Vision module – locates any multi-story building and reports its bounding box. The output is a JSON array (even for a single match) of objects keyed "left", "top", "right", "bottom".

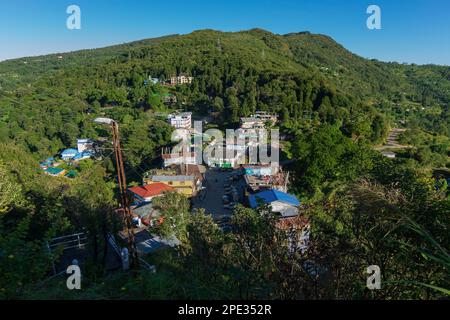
[
  {"left": 203, "top": 143, "right": 246, "bottom": 168},
  {"left": 244, "top": 166, "right": 288, "bottom": 193},
  {"left": 167, "top": 112, "right": 192, "bottom": 129},
  {"left": 239, "top": 111, "right": 278, "bottom": 130},
  {"left": 240, "top": 117, "right": 265, "bottom": 130},
  {"left": 143, "top": 174, "right": 200, "bottom": 197},
  {"left": 77, "top": 138, "right": 94, "bottom": 153},
  {"left": 169, "top": 75, "right": 194, "bottom": 86},
  {"left": 276, "top": 215, "right": 311, "bottom": 254},
  {"left": 252, "top": 111, "right": 278, "bottom": 124}
]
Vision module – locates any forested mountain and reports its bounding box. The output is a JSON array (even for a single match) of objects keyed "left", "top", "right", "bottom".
[
  {"left": 0, "top": 28, "right": 448, "bottom": 159},
  {"left": 2, "top": 28, "right": 449, "bottom": 105},
  {"left": 0, "top": 29, "right": 448, "bottom": 300}
]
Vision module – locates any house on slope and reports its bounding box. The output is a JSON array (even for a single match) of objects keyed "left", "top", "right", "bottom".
[
  {"left": 65, "top": 170, "right": 77, "bottom": 179},
  {"left": 144, "top": 175, "right": 199, "bottom": 197},
  {"left": 44, "top": 167, "right": 66, "bottom": 177},
  {"left": 128, "top": 182, "right": 175, "bottom": 203},
  {"left": 249, "top": 189, "right": 310, "bottom": 254},
  {"left": 169, "top": 74, "right": 193, "bottom": 86},
  {"left": 60, "top": 148, "right": 78, "bottom": 161},
  {"left": 60, "top": 147, "right": 92, "bottom": 162},
  {"left": 72, "top": 150, "right": 93, "bottom": 161},
  {"left": 131, "top": 202, "right": 163, "bottom": 227},
  {"left": 167, "top": 112, "right": 192, "bottom": 129},
  {"left": 39, "top": 157, "right": 56, "bottom": 169},
  {"left": 77, "top": 139, "right": 94, "bottom": 153},
  {"left": 276, "top": 215, "right": 311, "bottom": 254},
  {"left": 248, "top": 189, "right": 300, "bottom": 217}
]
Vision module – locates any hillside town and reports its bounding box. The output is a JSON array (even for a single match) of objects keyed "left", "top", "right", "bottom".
[
  {"left": 110, "top": 110, "right": 311, "bottom": 259},
  {"left": 2, "top": 8, "right": 449, "bottom": 302},
  {"left": 43, "top": 100, "right": 439, "bottom": 275}
]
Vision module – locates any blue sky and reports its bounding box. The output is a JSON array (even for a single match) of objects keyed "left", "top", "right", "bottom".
[{"left": 1, "top": 0, "right": 449, "bottom": 64}]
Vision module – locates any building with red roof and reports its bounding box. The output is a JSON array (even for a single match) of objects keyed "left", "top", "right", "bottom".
[{"left": 128, "top": 183, "right": 175, "bottom": 203}]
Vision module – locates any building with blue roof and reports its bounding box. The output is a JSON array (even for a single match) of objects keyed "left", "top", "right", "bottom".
[
  {"left": 39, "top": 157, "right": 55, "bottom": 168},
  {"left": 61, "top": 148, "right": 92, "bottom": 161},
  {"left": 248, "top": 189, "right": 300, "bottom": 217},
  {"left": 60, "top": 148, "right": 78, "bottom": 160},
  {"left": 72, "top": 150, "right": 92, "bottom": 161}
]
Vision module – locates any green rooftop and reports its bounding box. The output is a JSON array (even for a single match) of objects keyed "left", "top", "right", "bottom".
[
  {"left": 44, "top": 167, "right": 64, "bottom": 175},
  {"left": 65, "top": 170, "right": 77, "bottom": 178}
]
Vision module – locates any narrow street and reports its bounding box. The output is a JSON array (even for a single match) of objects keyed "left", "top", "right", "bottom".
[
  {"left": 192, "top": 168, "right": 246, "bottom": 220},
  {"left": 375, "top": 128, "right": 411, "bottom": 151}
]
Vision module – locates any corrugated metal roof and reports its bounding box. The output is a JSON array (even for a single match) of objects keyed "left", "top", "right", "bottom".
[
  {"left": 61, "top": 148, "right": 78, "bottom": 156},
  {"left": 151, "top": 175, "right": 194, "bottom": 182},
  {"left": 241, "top": 117, "right": 261, "bottom": 122},
  {"left": 132, "top": 202, "right": 160, "bottom": 218},
  {"left": 249, "top": 189, "right": 300, "bottom": 208},
  {"left": 65, "top": 170, "right": 77, "bottom": 178},
  {"left": 129, "top": 183, "right": 175, "bottom": 199},
  {"left": 45, "top": 167, "right": 64, "bottom": 175}
]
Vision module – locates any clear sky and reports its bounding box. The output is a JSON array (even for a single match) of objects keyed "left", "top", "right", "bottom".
[{"left": 1, "top": 0, "right": 449, "bottom": 65}]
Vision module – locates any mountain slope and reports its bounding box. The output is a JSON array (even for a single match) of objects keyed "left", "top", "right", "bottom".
[
  {"left": 1, "top": 28, "right": 448, "bottom": 102},
  {"left": 0, "top": 28, "right": 449, "bottom": 158}
]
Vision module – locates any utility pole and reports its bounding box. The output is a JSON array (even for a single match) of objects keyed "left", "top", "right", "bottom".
[{"left": 94, "top": 118, "right": 138, "bottom": 268}]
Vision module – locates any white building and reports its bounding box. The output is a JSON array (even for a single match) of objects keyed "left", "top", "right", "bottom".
[
  {"left": 243, "top": 165, "right": 278, "bottom": 176},
  {"left": 170, "top": 75, "right": 194, "bottom": 86},
  {"left": 381, "top": 151, "right": 396, "bottom": 158},
  {"left": 252, "top": 111, "right": 278, "bottom": 124},
  {"left": 77, "top": 138, "right": 94, "bottom": 153},
  {"left": 167, "top": 112, "right": 192, "bottom": 129},
  {"left": 240, "top": 117, "right": 265, "bottom": 130},
  {"left": 202, "top": 141, "right": 246, "bottom": 168},
  {"left": 162, "top": 152, "right": 197, "bottom": 167},
  {"left": 240, "top": 111, "right": 278, "bottom": 130}
]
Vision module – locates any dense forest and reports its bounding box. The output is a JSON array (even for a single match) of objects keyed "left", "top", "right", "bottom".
[{"left": 0, "top": 29, "right": 448, "bottom": 299}]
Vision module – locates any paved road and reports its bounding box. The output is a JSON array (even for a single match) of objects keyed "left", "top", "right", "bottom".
[
  {"left": 375, "top": 128, "right": 411, "bottom": 151},
  {"left": 192, "top": 168, "right": 245, "bottom": 220}
]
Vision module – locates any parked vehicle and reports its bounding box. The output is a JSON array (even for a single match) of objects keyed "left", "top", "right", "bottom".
[
  {"left": 224, "top": 202, "right": 237, "bottom": 210},
  {"left": 217, "top": 216, "right": 232, "bottom": 225},
  {"left": 222, "top": 195, "right": 231, "bottom": 204}
]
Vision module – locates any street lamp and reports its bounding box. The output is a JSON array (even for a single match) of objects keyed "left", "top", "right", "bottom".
[
  {"left": 93, "top": 117, "right": 138, "bottom": 268},
  {"left": 93, "top": 117, "right": 115, "bottom": 126}
]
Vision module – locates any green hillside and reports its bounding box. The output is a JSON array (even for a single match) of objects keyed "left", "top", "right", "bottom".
[
  {"left": 0, "top": 29, "right": 449, "bottom": 300},
  {"left": 0, "top": 29, "right": 448, "bottom": 139}
]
